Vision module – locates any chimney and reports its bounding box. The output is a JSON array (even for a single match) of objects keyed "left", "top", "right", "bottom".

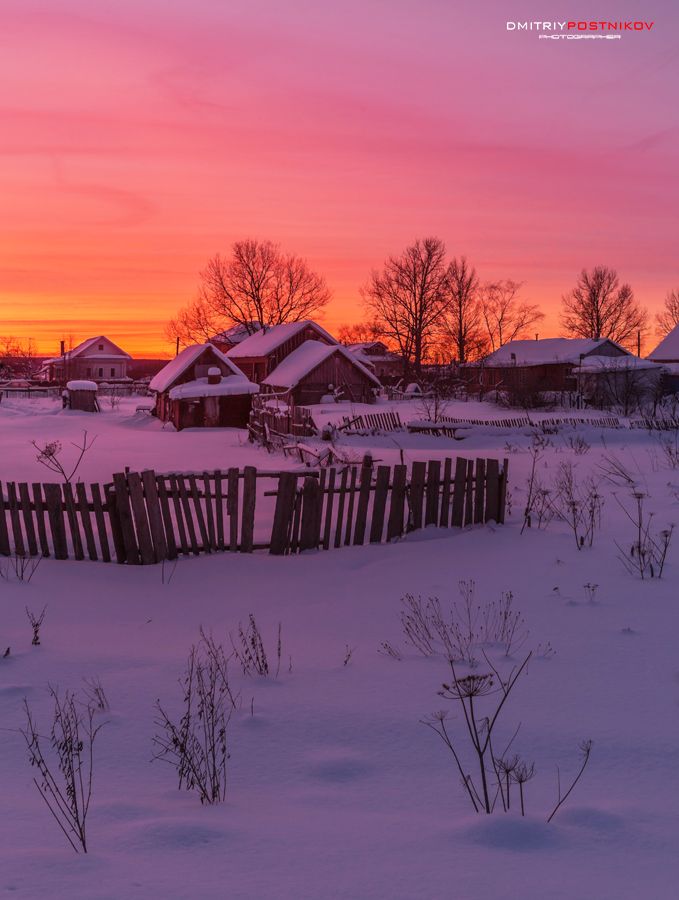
[{"left": 60, "top": 340, "right": 65, "bottom": 357}]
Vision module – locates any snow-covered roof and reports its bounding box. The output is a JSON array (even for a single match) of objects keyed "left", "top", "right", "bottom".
[
  {"left": 648, "top": 324, "right": 679, "bottom": 361},
  {"left": 482, "top": 338, "right": 625, "bottom": 367},
  {"left": 66, "top": 380, "right": 98, "bottom": 391},
  {"left": 168, "top": 375, "right": 259, "bottom": 400},
  {"left": 149, "top": 344, "right": 247, "bottom": 393},
  {"left": 67, "top": 336, "right": 131, "bottom": 360},
  {"left": 262, "top": 341, "right": 381, "bottom": 389},
  {"left": 227, "top": 321, "right": 337, "bottom": 358},
  {"left": 573, "top": 355, "right": 663, "bottom": 373}
]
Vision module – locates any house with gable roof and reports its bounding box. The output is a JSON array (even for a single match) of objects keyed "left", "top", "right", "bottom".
[{"left": 39, "top": 336, "right": 132, "bottom": 383}]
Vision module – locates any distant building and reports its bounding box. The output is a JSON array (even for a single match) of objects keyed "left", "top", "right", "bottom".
[
  {"left": 149, "top": 343, "right": 258, "bottom": 430},
  {"left": 261, "top": 340, "right": 381, "bottom": 405},
  {"left": 648, "top": 325, "right": 679, "bottom": 364},
  {"left": 39, "top": 336, "right": 132, "bottom": 383},
  {"left": 345, "top": 341, "right": 403, "bottom": 383},
  {"left": 226, "top": 320, "right": 338, "bottom": 383}
]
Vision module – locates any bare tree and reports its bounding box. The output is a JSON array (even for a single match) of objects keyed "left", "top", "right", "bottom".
[
  {"left": 655, "top": 288, "right": 679, "bottom": 338},
  {"left": 362, "top": 237, "right": 449, "bottom": 377},
  {"left": 167, "top": 239, "right": 331, "bottom": 349},
  {"left": 480, "top": 280, "right": 544, "bottom": 351},
  {"left": 0, "top": 336, "right": 39, "bottom": 379},
  {"left": 561, "top": 266, "right": 647, "bottom": 349},
  {"left": 337, "top": 320, "right": 384, "bottom": 345},
  {"left": 438, "top": 256, "right": 488, "bottom": 363}
]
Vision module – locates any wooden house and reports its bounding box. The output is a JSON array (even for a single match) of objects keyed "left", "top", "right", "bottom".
[
  {"left": 226, "top": 320, "right": 337, "bottom": 383},
  {"left": 261, "top": 340, "right": 381, "bottom": 405},
  {"left": 470, "top": 338, "right": 633, "bottom": 397},
  {"left": 345, "top": 341, "right": 404, "bottom": 383},
  {"left": 149, "top": 344, "right": 258, "bottom": 430},
  {"left": 209, "top": 322, "right": 262, "bottom": 354},
  {"left": 39, "top": 336, "right": 132, "bottom": 383}
]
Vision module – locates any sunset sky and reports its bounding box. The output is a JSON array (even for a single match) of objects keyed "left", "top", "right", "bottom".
[{"left": 1, "top": 0, "right": 677, "bottom": 357}]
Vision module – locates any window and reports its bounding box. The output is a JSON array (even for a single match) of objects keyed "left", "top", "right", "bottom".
[
  {"left": 86, "top": 368, "right": 91, "bottom": 376},
  {"left": 98, "top": 344, "right": 104, "bottom": 351},
  {"left": 110, "top": 368, "right": 115, "bottom": 377},
  {"left": 98, "top": 368, "right": 103, "bottom": 378}
]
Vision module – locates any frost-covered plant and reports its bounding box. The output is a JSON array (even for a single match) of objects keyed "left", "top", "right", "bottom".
[
  {"left": 21, "top": 686, "right": 107, "bottom": 853},
  {"left": 153, "top": 632, "right": 236, "bottom": 805},
  {"left": 613, "top": 491, "right": 674, "bottom": 580},
  {"left": 26, "top": 605, "right": 46, "bottom": 645},
  {"left": 230, "top": 615, "right": 282, "bottom": 678},
  {"left": 398, "top": 583, "right": 528, "bottom": 665},
  {"left": 31, "top": 430, "right": 96, "bottom": 483}
]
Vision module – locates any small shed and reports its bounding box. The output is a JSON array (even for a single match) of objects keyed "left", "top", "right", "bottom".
[
  {"left": 261, "top": 340, "right": 381, "bottom": 405},
  {"left": 150, "top": 344, "right": 258, "bottom": 430},
  {"left": 65, "top": 380, "right": 99, "bottom": 412}
]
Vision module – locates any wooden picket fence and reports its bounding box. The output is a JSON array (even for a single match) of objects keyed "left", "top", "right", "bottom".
[
  {"left": 340, "top": 411, "right": 404, "bottom": 433},
  {"left": 0, "top": 457, "right": 508, "bottom": 565}
]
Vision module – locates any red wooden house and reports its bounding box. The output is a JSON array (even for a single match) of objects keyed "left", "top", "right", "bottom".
[{"left": 226, "top": 320, "right": 337, "bottom": 383}]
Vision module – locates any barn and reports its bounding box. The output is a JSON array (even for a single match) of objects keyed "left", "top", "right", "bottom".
[
  {"left": 261, "top": 340, "right": 381, "bottom": 405},
  {"left": 226, "top": 320, "right": 337, "bottom": 383},
  {"left": 149, "top": 344, "right": 258, "bottom": 430}
]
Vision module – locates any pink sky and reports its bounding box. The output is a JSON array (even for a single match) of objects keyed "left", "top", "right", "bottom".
[{"left": 1, "top": 0, "right": 677, "bottom": 356}]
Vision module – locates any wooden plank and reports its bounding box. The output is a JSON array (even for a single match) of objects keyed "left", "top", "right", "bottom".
[
  {"left": 463, "top": 459, "right": 475, "bottom": 526},
  {"left": 155, "top": 476, "right": 177, "bottom": 560},
  {"left": 104, "top": 483, "right": 126, "bottom": 563},
  {"left": 498, "top": 457, "right": 509, "bottom": 525},
  {"left": 333, "top": 467, "right": 349, "bottom": 548},
  {"left": 142, "top": 470, "right": 167, "bottom": 562},
  {"left": 343, "top": 466, "right": 358, "bottom": 545},
  {"left": 176, "top": 476, "right": 199, "bottom": 555},
  {"left": 75, "top": 482, "right": 98, "bottom": 561},
  {"left": 7, "top": 483, "right": 25, "bottom": 557},
  {"left": 188, "top": 474, "right": 210, "bottom": 552},
  {"left": 386, "top": 464, "right": 407, "bottom": 541},
  {"left": 0, "top": 483, "right": 11, "bottom": 555},
  {"left": 31, "top": 483, "right": 50, "bottom": 557},
  {"left": 169, "top": 475, "right": 190, "bottom": 555},
  {"left": 202, "top": 473, "right": 216, "bottom": 551},
  {"left": 44, "top": 483, "right": 68, "bottom": 560},
  {"left": 425, "top": 460, "right": 441, "bottom": 527},
  {"left": 214, "top": 470, "right": 225, "bottom": 550},
  {"left": 112, "top": 472, "right": 140, "bottom": 564},
  {"left": 240, "top": 466, "right": 257, "bottom": 552},
  {"left": 450, "top": 458, "right": 467, "bottom": 527},
  {"left": 299, "top": 476, "right": 321, "bottom": 551},
  {"left": 484, "top": 458, "right": 500, "bottom": 523},
  {"left": 127, "top": 472, "right": 155, "bottom": 565},
  {"left": 369, "top": 465, "right": 390, "bottom": 543},
  {"left": 409, "top": 462, "right": 427, "bottom": 532},
  {"left": 227, "top": 468, "right": 239, "bottom": 552},
  {"left": 474, "top": 458, "right": 486, "bottom": 524},
  {"left": 439, "top": 458, "right": 453, "bottom": 527},
  {"left": 18, "top": 483, "right": 38, "bottom": 557},
  {"left": 269, "top": 472, "right": 298, "bottom": 555},
  {"left": 314, "top": 469, "right": 327, "bottom": 550},
  {"left": 353, "top": 462, "right": 373, "bottom": 546},
  {"left": 322, "top": 468, "right": 336, "bottom": 550},
  {"left": 90, "top": 483, "right": 111, "bottom": 562},
  {"left": 290, "top": 484, "right": 303, "bottom": 553},
  {"left": 62, "top": 482, "right": 84, "bottom": 560}
]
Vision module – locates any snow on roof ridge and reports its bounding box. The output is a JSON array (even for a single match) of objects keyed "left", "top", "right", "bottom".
[
  {"left": 262, "top": 340, "right": 381, "bottom": 389},
  {"left": 66, "top": 335, "right": 132, "bottom": 360},
  {"left": 227, "top": 320, "right": 337, "bottom": 358},
  {"left": 482, "top": 337, "right": 625, "bottom": 367},
  {"left": 149, "top": 344, "right": 247, "bottom": 392},
  {"left": 648, "top": 323, "right": 679, "bottom": 361}
]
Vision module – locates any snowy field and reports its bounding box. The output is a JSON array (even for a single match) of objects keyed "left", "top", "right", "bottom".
[{"left": 2, "top": 396, "right": 679, "bottom": 899}]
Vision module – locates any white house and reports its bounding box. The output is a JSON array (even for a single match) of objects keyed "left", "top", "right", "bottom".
[{"left": 40, "top": 336, "right": 132, "bottom": 383}]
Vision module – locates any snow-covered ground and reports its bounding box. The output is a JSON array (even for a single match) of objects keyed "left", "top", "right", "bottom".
[{"left": 2, "top": 396, "right": 679, "bottom": 898}]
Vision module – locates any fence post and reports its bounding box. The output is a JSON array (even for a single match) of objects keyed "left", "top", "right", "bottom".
[
  {"left": 270, "top": 472, "right": 298, "bottom": 555},
  {"left": 299, "top": 476, "right": 321, "bottom": 551},
  {"left": 112, "top": 472, "right": 140, "bottom": 564}
]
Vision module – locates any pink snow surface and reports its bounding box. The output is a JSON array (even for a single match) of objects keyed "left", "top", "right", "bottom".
[{"left": 1, "top": 396, "right": 679, "bottom": 898}]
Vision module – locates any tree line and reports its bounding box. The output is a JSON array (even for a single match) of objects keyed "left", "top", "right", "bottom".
[{"left": 164, "top": 237, "right": 679, "bottom": 374}]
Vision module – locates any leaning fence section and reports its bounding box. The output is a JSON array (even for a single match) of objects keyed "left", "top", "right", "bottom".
[{"left": 0, "top": 456, "right": 508, "bottom": 565}]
